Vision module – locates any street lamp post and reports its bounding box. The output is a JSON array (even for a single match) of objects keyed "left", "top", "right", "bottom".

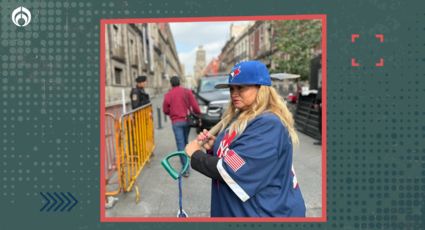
[{"left": 268, "top": 22, "right": 273, "bottom": 69}]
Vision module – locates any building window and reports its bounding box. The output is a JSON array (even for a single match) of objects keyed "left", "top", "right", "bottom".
[
  {"left": 113, "top": 25, "right": 121, "bottom": 47},
  {"left": 129, "top": 38, "right": 137, "bottom": 63},
  {"left": 129, "top": 36, "right": 137, "bottom": 53},
  {"left": 114, "top": 67, "right": 123, "bottom": 85},
  {"left": 260, "top": 25, "right": 265, "bottom": 50},
  {"left": 132, "top": 70, "right": 138, "bottom": 81}
]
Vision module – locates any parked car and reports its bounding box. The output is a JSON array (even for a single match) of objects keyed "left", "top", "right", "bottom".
[{"left": 193, "top": 74, "right": 230, "bottom": 132}]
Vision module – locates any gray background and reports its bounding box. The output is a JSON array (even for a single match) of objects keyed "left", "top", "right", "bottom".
[{"left": 0, "top": 0, "right": 424, "bottom": 229}]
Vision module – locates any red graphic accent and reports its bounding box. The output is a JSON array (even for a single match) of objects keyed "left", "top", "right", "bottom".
[
  {"left": 233, "top": 68, "right": 241, "bottom": 76},
  {"left": 351, "top": 34, "right": 360, "bottom": 43},
  {"left": 375, "top": 58, "right": 384, "bottom": 67},
  {"left": 375, "top": 34, "right": 384, "bottom": 43},
  {"left": 224, "top": 150, "right": 245, "bottom": 172},
  {"left": 230, "top": 67, "right": 241, "bottom": 78},
  {"left": 217, "top": 131, "right": 237, "bottom": 158},
  {"left": 351, "top": 34, "right": 385, "bottom": 68},
  {"left": 351, "top": 58, "right": 360, "bottom": 67}
]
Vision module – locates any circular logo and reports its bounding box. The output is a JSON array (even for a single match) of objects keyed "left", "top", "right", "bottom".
[{"left": 11, "top": 6, "right": 31, "bottom": 27}]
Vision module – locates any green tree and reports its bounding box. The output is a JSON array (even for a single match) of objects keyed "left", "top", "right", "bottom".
[{"left": 272, "top": 20, "right": 322, "bottom": 80}]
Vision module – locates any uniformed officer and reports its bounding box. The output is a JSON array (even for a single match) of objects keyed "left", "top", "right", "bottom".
[{"left": 130, "top": 76, "right": 150, "bottom": 109}]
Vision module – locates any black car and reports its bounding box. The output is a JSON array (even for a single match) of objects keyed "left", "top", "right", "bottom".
[{"left": 194, "top": 75, "right": 230, "bottom": 132}]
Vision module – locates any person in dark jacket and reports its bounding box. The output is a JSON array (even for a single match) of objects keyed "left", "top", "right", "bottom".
[
  {"left": 163, "top": 76, "right": 201, "bottom": 177},
  {"left": 130, "top": 76, "right": 150, "bottom": 109}
]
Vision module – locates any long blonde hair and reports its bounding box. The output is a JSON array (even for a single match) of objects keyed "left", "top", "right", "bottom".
[{"left": 212, "top": 86, "right": 299, "bottom": 145}]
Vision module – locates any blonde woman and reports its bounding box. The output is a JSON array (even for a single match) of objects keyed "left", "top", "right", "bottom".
[{"left": 185, "top": 61, "right": 306, "bottom": 217}]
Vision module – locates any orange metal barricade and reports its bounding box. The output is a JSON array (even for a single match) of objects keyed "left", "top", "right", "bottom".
[
  {"left": 105, "top": 104, "right": 155, "bottom": 205},
  {"left": 105, "top": 113, "right": 121, "bottom": 196},
  {"left": 105, "top": 113, "right": 122, "bottom": 198}
]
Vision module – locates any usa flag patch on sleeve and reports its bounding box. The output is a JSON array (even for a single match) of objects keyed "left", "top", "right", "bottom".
[{"left": 224, "top": 149, "right": 245, "bottom": 172}]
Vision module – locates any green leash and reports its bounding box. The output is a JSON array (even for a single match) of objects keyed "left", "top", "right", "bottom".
[{"left": 161, "top": 151, "right": 190, "bottom": 217}]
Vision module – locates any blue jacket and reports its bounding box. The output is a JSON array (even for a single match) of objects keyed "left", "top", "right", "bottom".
[{"left": 211, "top": 113, "right": 306, "bottom": 217}]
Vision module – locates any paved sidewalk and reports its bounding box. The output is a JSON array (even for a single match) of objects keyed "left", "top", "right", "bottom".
[{"left": 106, "top": 93, "right": 322, "bottom": 217}]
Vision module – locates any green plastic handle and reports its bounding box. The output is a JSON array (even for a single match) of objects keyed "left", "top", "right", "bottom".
[{"left": 161, "top": 151, "right": 190, "bottom": 180}]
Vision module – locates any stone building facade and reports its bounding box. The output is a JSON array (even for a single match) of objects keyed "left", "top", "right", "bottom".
[{"left": 105, "top": 23, "right": 182, "bottom": 108}]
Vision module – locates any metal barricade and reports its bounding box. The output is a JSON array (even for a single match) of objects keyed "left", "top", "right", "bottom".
[
  {"left": 105, "top": 103, "right": 155, "bottom": 205},
  {"left": 105, "top": 113, "right": 122, "bottom": 199}
]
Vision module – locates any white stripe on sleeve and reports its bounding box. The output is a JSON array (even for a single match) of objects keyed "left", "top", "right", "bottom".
[{"left": 216, "top": 158, "right": 250, "bottom": 202}]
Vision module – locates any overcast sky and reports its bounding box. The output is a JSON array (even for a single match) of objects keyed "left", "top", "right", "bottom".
[{"left": 170, "top": 21, "right": 251, "bottom": 76}]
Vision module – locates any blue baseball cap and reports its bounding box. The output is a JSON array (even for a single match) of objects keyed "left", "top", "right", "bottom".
[{"left": 215, "top": 61, "right": 272, "bottom": 89}]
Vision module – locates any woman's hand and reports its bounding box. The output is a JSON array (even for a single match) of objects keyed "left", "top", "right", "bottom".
[
  {"left": 185, "top": 129, "right": 216, "bottom": 157},
  {"left": 185, "top": 139, "right": 201, "bottom": 157},
  {"left": 197, "top": 129, "right": 216, "bottom": 151}
]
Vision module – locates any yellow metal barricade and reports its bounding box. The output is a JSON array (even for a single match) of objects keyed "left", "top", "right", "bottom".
[
  {"left": 112, "top": 104, "right": 155, "bottom": 204},
  {"left": 105, "top": 113, "right": 122, "bottom": 199}
]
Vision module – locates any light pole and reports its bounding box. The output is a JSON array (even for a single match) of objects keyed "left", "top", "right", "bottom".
[{"left": 268, "top": 22, "right": 273, "bottom": 69}]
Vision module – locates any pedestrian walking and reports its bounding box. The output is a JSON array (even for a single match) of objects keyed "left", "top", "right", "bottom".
[{"left": 163, "top": 76, "right": 201, "bottom": 177}]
